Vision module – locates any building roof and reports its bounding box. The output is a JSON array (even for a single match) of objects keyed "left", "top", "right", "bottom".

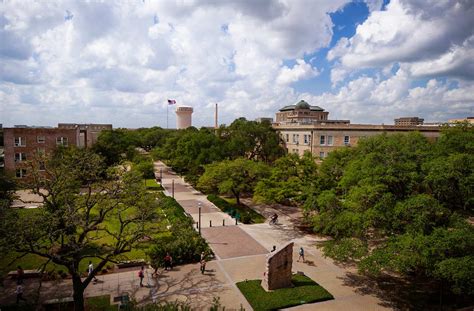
[{"left": 278, "top": 100, "right": 324, "bottom": 112}]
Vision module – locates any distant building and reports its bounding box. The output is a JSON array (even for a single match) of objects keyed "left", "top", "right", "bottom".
[
  {"left": 255, "top": 117, "right": 274, "bottom": 123},
  {"left": 273, "top": 101, "right": 440, "bottom": 159},
  {"left": 2, "top": 123, "right": 112, "bottom": 179},
  {"left": 176, "top": 106, "right": 193, "bottom": 129},
  {"left": 448, "top": 117, "right": 474, "bottom": 124},
  {"left": 276, "top": 100, "right": 329, "bottom": 123},
  {"left": 394, "top": 117, "right": 424, "bottom": 126}
]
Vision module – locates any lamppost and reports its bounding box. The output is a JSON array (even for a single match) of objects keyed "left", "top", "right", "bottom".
[{"left": 198, "top": 202, "right": 202, "bottom": 235}]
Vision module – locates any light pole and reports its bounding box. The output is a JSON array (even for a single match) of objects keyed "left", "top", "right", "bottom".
[
  {"left": 172, "top": 180, "right": 174, "bottom": 198},
  {"left": 198, "top": 202, "right": 202, "bottom": 235}
]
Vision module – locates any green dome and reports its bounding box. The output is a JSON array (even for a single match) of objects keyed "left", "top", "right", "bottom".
[{"left": 295, "top": 100, "right": 310, "bottom": 109}]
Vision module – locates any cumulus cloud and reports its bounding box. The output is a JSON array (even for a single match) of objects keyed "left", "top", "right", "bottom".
[
  {"left": 0, "top": 0, "right": 472, "bottom": 128},
  {"left": 305, "top": 69, "right": 474, "bottom": 124},
  {"left": 0, "top": 0, "right": 352, "bottom": 127},
  {"left": 276, "top": 59, "right": 319, "bottom": 85},
  {"left": 328, "top": 0, "right": 474, "bottom": 80}
]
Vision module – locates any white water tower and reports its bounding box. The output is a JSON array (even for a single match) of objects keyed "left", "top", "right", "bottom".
[{"left": 175, "top": 106, "right": 193, "bottom": 129}]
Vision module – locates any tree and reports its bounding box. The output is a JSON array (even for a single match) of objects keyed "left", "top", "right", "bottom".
[
  {"left": 197, "top": 158, "right": 270, "bottom": 205},
  {"left": 254, "top": 152, "right": 319, "bottom": 206},
  {"left": 311, "top": 130, "right": 474, "bottom": 301},
  {"left": 93, "top": 129, "right": 140, "bottom": 165},
  {"left": 0, "top": 147, "right": 157, "bottom": 310},
  {"left": 220, "top": 118, "right": 285, "bottom": 162},
  {"left": 0, "top": 171, "right": 15, "bottom": 209}
]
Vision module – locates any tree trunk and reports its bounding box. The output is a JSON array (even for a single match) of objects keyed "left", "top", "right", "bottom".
[{"left": 72, "top": 274, "right": 85, "bottom": 311}]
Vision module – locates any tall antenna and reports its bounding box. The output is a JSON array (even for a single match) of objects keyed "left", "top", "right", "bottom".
[{"left": 215, "top": 103, "right": 218, "bottom": 129}]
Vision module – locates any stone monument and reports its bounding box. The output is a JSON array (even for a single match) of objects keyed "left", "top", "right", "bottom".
[{"left": 261, "top": 242, "right": 294, "bottom": 291}]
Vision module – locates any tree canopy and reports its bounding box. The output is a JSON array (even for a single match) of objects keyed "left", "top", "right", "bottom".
[
  {"left": 0, "top": 147, "right": 158, "bottom": 310},
  {"left": 308, "top": 126, "right": 474, "bottom": 298},
  {"left": 197, "top": 158, "right": 270, "bottom": 205}
]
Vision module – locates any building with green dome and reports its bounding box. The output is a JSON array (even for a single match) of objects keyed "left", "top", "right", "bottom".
[{"left": 276, "top": 100, "right": 329, "bottom": 123}]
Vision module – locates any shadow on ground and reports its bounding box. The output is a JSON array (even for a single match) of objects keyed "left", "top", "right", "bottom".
[{"left": 341, "top": 272, "right": 474, "bottom": 311}]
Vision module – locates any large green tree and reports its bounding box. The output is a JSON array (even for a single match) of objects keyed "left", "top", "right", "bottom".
[
  {"left": 312, "top": 126, "right": 474, "bottom": 301},
  {"left": 197, "top": 158, "right": 270, "bottom": 205},
  {"left": 0, "top": 147, "right": 157, "bottom": 310},
  {"left": 219, "top": 118, "right": 285, "bottom": 162},
  {"left": 254, "top": 152, "right": 319, "bottom": 206}
]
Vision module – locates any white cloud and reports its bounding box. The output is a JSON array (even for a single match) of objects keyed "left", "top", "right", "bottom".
[
  {"left": 305, "top": 71, "right": 474, "bottom": 124},
  {"left": 0, "top": 0, "right": 352, "bottom": 127},
  {"left": 328, "top": 0, "right": 474, "bottom": 79},
  {"left": 0, "top": 0, "right": 473, "bottom": 129},
  {"left": 276, "top": 59, "right": 319, "bottom": 85}
]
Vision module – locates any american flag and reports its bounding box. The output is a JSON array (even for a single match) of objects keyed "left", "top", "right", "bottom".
[{"left": 167, "top": 99, "right": 176, "bottom": 105}]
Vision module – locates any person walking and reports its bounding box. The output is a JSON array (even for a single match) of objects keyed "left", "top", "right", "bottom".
[
  {"left": 138, "top": 266, "right": 145, "bottom": 287},
  {"left": 164, "top": 253, "right": 172, "bottom": 271},
  {"left": 200, "top": 259, "right": 206, "bottom": 274},
  {"left": 297, "top": 247, "right": 305, "bottom": 263},
  {"left": 16, "top": 284, "right": 26, "bottom": 304},
  {"left": 88, "top": 261, "right": 98, "bottom": 282},
  {"left": 16, "top": 266, "right": 24, "bottom": 285}
]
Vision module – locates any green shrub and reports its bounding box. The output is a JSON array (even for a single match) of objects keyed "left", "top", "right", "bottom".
[
  {"left": 207, "top": 194, "right": 265, "bottom": 224},
  {"left": 148, "top": 196, "right": 211, "bottom": 270}
]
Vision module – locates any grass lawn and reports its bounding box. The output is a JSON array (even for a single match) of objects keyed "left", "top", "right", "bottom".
[
  {"left": 0, "top": 198, "right": 170, "bottom": 277},
  {"left": 144, "top": 178, "right": 164, "bottom": 191},
  {"left": 85, "top": 295, "right": 116, "bottom": 311},
  {"left": 236, "top": 274, "right": 334, "bottom": 311},
  {"left": 207, "top": 194, "right": 265, "bottom": 224}
]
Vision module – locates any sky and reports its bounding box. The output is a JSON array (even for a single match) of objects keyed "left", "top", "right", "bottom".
[{"left": 0, "top": 0, "right": 473, "bottom": 128}]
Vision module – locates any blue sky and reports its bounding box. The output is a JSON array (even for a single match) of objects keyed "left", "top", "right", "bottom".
[{"left": 0, "top": 0, "right": 473, "bottom": 128}]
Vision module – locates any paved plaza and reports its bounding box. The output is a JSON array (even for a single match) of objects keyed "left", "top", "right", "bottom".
[{"left": 0, "top": 161, "right": 392, "bottom": 310}]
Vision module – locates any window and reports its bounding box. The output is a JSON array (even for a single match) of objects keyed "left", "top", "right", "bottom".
[
  {"left": 293, "top": 149, "right": 299, "bottom": 154},
  {"left": 14, "top": 137, "right": 25, "bottom": 147},
  {"left": 37, "top": 136, "right": 45, "bottom": 143},
  {"left": 292, "top": 134, "right": 299, "bottom": 144},
  {"left": 56, "top": 137, "right": 68, "bottom": 146},
  {"left": 37, "top": 148, "right": 45, "bottom": 155},
  {"left": 286, "top": 134, "right": 289, "bottom": 142},
  {"left": 344, "top": 136, "right": 350, "bottom": 145},
  {"left": 320, "top": 135, "right": 325, "bottom": 145},
  {"left": 39, "top": 161, "right": 46, "bottom": 171},
  {"left": 327, "top": 135, "right": 333, "bottom": 146},
  {"left": 16, "top": 169, "right": 27, "bottom": 178},
  {"left": 304, "top": 134, "right": 309, "bottom": 144},
  {"left": 319, "top": 152, "right": 325, "bottom": 158},
  {"left": 15, "top": 153, "right": 27, "bottom": 162}
]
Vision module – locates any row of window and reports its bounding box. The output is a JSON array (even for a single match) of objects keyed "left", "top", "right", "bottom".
[
  {"left": 14, "top": 149, "right": 46, "bottom": 162},
  {"left": 285, "top": 134, "right": 351, "bottom": 146},
  {"left": 14, "top": 136, "right": 68, "bottom": 147},
  {"left": 15, "top": 163, "right": 45, "bottom": 178}
]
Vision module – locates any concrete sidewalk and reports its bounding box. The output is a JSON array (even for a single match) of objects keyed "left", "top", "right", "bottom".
[{"left": 154, "top": 161, "right": 391, "bottom": 310}]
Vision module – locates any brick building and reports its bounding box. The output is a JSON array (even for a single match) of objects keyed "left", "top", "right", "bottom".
[
  {"left": 58, "top": 123, "right": 112, "bottom": 148},
  {"left": 276, "top": 100, "right": 329, "bottom": 123},
  {"left": 273, "top": 101, "right": 440, "bottom": 159},
  {"left": 2, "top": 123, "right": 112, "bottom": 179}
]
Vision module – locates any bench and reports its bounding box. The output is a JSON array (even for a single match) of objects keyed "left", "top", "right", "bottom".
[{"left": 8, "top": 269, "right": 41, "bottom": 279}]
